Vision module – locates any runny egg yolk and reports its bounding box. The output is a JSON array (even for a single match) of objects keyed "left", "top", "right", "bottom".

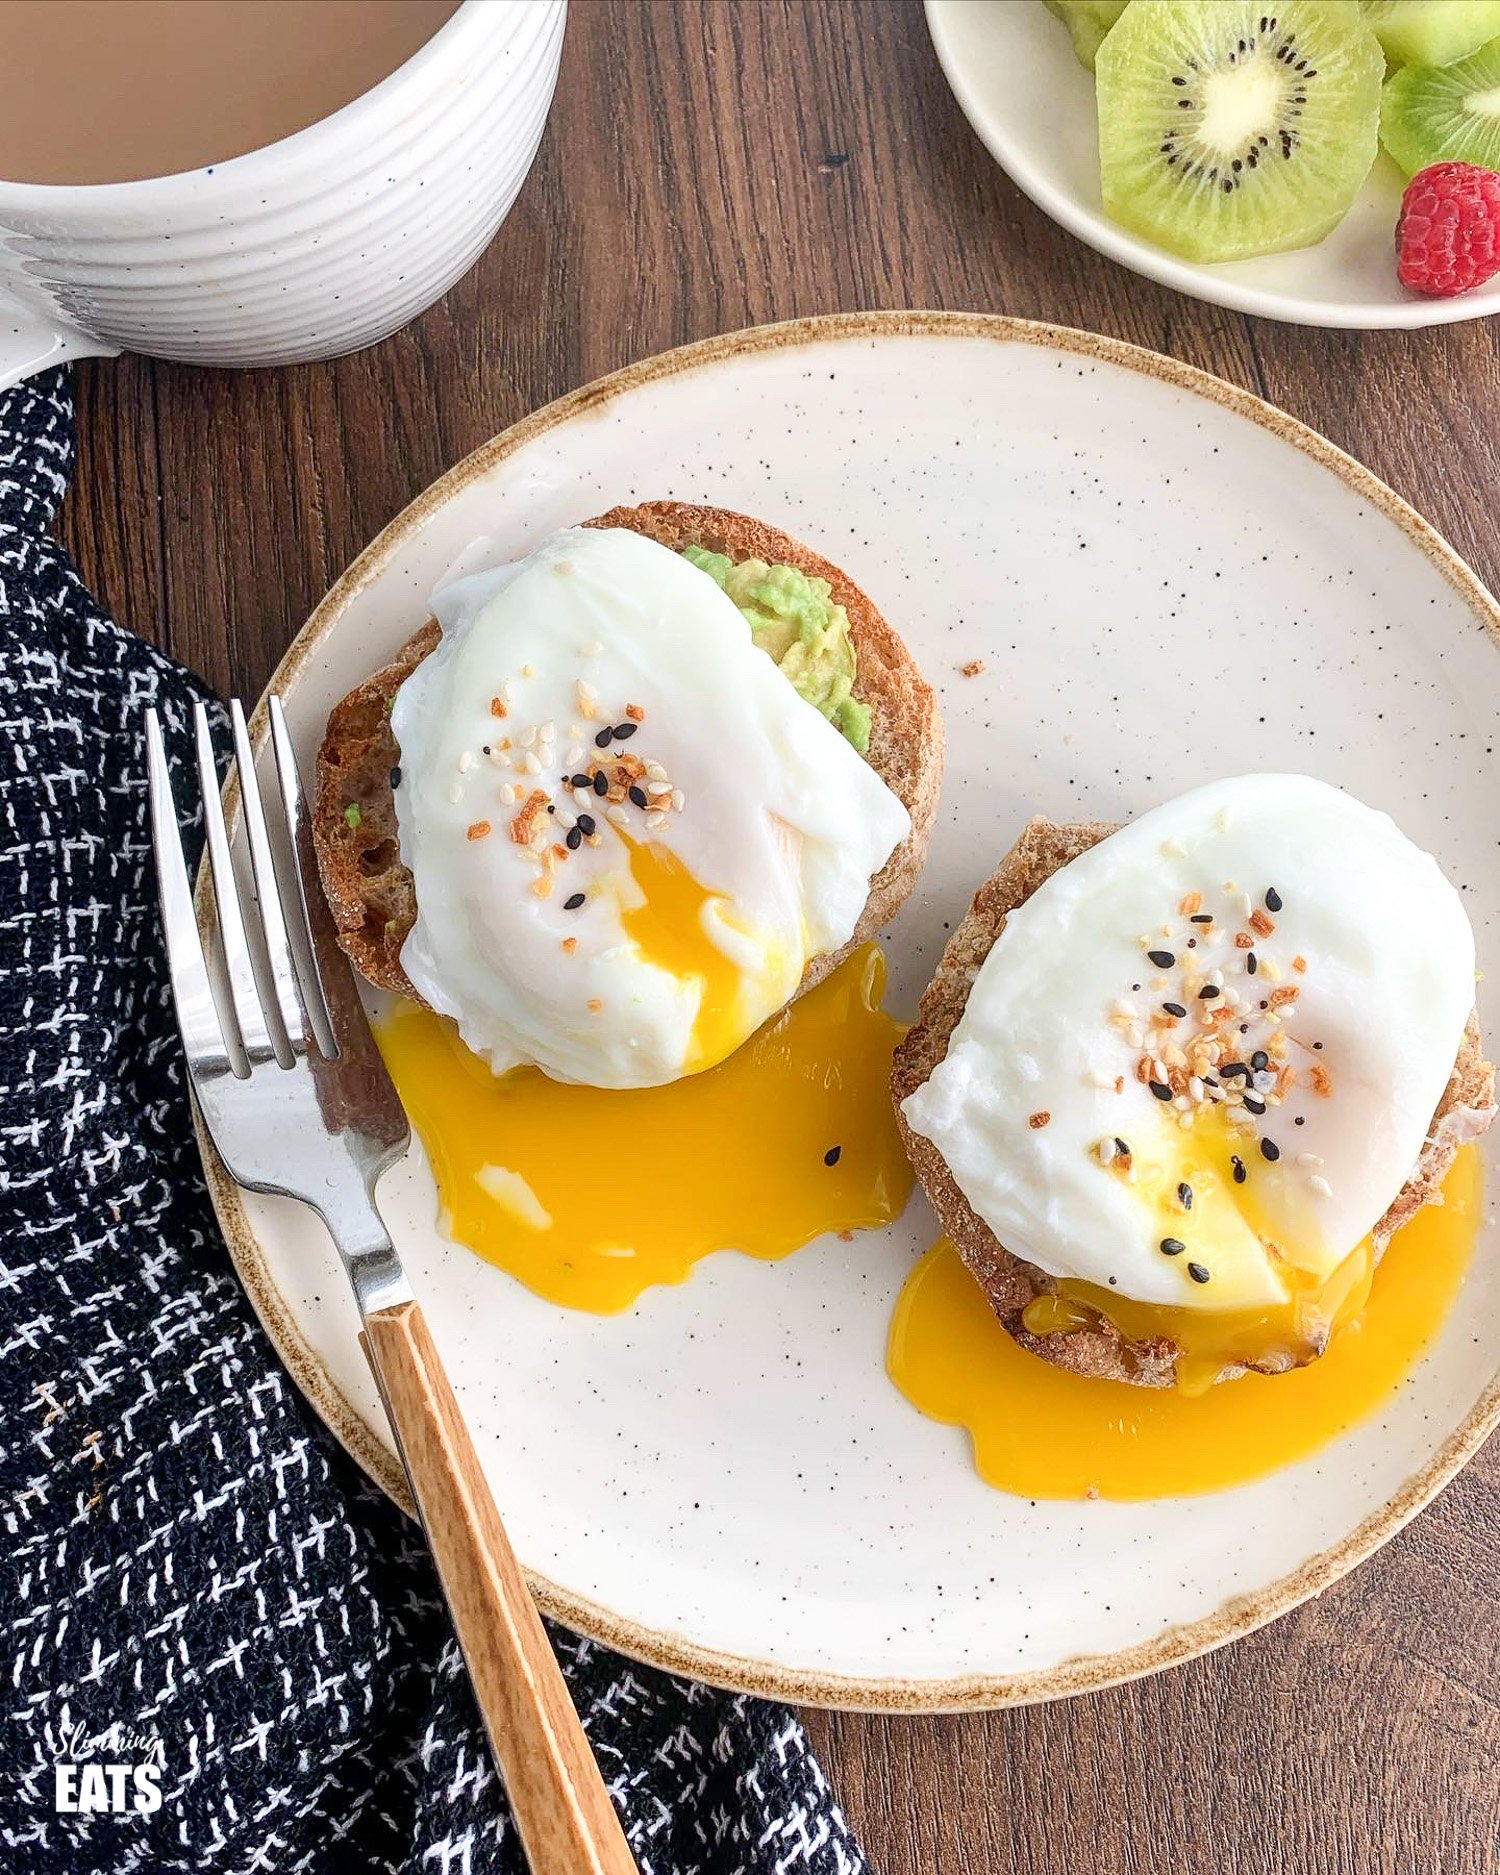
[
  {"left": 1027, "top": 1103, "right": 1355, "bottom": 1395},
  {"left": 886, "top": 1146, "right": 1481, "bottom": 1501},
  {"left": 376, "top": 943, "right": 913, "bottom": 1312},
  {"left": 614, "top": 835, "right": 790, "bottom": 1075}
]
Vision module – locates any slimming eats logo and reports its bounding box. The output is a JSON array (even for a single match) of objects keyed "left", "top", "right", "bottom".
[{"left": 48, "top": 1721, "right": 164, "bottom": 1816}]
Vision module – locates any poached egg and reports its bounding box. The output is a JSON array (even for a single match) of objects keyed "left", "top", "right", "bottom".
[
  {"left": 900, "top": 774, "right": 1483, "bottom": 1380},
  {"left": 391, "top": 526, "right": 911, "bottom": 1088}
]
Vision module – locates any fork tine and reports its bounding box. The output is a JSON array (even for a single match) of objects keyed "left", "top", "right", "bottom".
[
  {"left": 146, "top": 708, "right": 235, "bottom": 1076},
  {"left": 230, "top": 699, "right": 307, "bottom": 1054},
  {"left": 193, "top": 701, "right": 279, "bottom": 1064},
  {"left": 267, "top": 694, "right": 339, "bottom": 1060}
]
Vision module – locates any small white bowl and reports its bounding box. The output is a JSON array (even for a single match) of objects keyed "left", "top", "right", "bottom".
[{"left": 925, "top": 0, "right": 1500, "bottom": 330}]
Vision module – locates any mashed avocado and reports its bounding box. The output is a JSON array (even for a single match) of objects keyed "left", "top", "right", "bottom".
[{"left": 680, "top": 545, "right": 872, "bottom": 753}]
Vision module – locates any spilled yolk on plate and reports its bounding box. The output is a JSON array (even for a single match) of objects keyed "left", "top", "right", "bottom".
[
  {"left": 886, "top": 1146, "right": 1481, "bottom": 1501},
  {"left": 376, "top": 942, "right": 914, "bottom": 1311}
]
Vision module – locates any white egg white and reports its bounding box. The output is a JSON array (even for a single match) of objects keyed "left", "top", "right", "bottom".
[
  {"left": 391, "top": 526, "right": 910, "bottom": 1087},
  {"left": 901, "top": 775, "right": 1478, "bottom": 1310}
]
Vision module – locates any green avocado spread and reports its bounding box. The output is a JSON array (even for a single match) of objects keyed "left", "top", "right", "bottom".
[{"left": 680, "top": 545, "right": 872, "bottom": 753}]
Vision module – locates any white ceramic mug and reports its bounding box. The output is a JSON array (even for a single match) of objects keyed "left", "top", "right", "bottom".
[{"left": 0, "top": 0, "right": 565, "bottom": 388}]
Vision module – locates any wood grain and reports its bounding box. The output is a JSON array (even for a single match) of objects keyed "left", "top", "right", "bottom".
[
  {"left": 362, "top": 1299, "right": 636, "bottom": 1875},
  {"left": 59, "top": 3, "right": 1500, "bottom": 1869}
]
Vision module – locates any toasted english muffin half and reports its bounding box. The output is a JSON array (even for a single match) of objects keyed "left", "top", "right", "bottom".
[
  {"left": 890, "top": 817, "right": 1495, "bottom": 1390},
  {"left": 313, "top": 501, "right": 943, "bottom": 1003}
]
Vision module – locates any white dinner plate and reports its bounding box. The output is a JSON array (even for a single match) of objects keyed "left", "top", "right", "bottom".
[
  {"left": 925, "top": 0, "right": 1500, "bottom": 330},
  {"left": 208, "top": 312, "right": 1500, "bottom": 1710}
]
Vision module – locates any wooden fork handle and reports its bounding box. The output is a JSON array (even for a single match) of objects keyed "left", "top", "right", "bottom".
[{"left": 362, "top": 1299, "right": 637, "bottom": 1875}]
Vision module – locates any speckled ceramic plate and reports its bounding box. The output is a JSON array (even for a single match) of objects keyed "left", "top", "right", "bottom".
[
  {"left": 208, "top": 312, "right": 1500, "bottom": 1711},
  {"left": 925, "top": 0, "right": 1500, "bottom": 331}
]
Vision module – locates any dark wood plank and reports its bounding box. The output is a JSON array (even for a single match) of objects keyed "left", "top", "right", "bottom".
[{"left": 56, "top": 4, "right": 1500, "bottom": 1871}]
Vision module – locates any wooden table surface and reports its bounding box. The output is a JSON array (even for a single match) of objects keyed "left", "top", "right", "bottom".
[{"left": 60, "top": 3, "right": 1500, "bottom": 1870}]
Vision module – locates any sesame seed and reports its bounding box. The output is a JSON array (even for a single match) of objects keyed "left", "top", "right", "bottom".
[
  {"left": 593, "top": 772, "right": 609, "bottom": 796},
  {"left": 1177, "top": 1182, "right": 1193, "bottom": 1210},
  {"left": 1246, "top": 952, "right": 1258, "bottom": 974},
  {"left": 1188, "top": 1076, "right": 1204, "bottom": 1103},
  {"left": 503, "top": 681, "right": 516, "bottom": 702},
  {"left": 646, "top": 811, "right": 668, "bottom": 829},
  {"left": 1115, "top": 1137, "right": 1131, "bottom": 1157},
  {"left": 594, "top": 727, "right": 613, "bottom": 748},
  {"left": 1160, "top": 1237, "right": 1186, "bottom": 1256},
  {"left": 520, "top": 726, "right": 537, "bottom": 748},
  {"left": 1265, "top": 887, "right": 1283, "bottom": 912},
  {"left": 539, "top": 721, "right": 556, "bottom": 741},
  {"left": 1198, "top": 984, "right": 1220, "bottom": 1000},
  {"left": 1190, "top": 913, "right": 1212, "bottom": 924},
  {"left": 565, "top": 746, "right": 583, "bottom": 768},
  {"left": 521, "top": 664, "right": 535, "bottom": 678},
  {"left": 564, "top": 892, "right": 586, "bottom": 910},
  {"left": 670, "top": 789, "right": 685, "bottom": 811},
  {"left": 1308, "top": 1175, "right": 1333, "bottom": 1197},
  {"left": 1251, "top": 1050, "right": 1269, "bottom": 1071},
  {"left": 566, "top": 827, "right": 582, "bottom": 850},
  {"left": 1243, "top": 1096, "right": 1266, "bottom": 1116},
  {"left": 570, "top": 773, "right": 591, "bottom": 789},
  {"left": 499, "top": 783, "right": 517, "bottom": 804},
  {"left": 1149, "top": 1081, "right": 1172, "bottom": 1101},
  {"left": 390, "top": 764, "right": 402, "bottom": 789},
  {"left": 1098, "top": 1137, "right": 1117, "bottom": 1165},
  {"left": 1231, "top": 1155, "right": 1247, "bottom": 1183},
  {"left": 629, "top": 785, "right": 648, "bottom": 808},
  {"left": 1148, "top": 950, "right": 1175, "bottom": 969},
  {"left": 606, "top": 805, "right": 628, "bottom": 826},
  {"left": 824, "top": 1145, "right": 842, "bottom": 1166},
  {"left": 576, "top": 813, "right": 596, "bottom": 836},
  {"left": 1111, "top": 998, "right": 1138, "bottom": 1020},
  {"left": 1163, "top": 1001, "right": 1187, "bottom": 1018},
  {"left": 1261, "top": 1138, "right": 1280, "bottom": 1162},
  {"left": 1297, "top": 1152, "right": 1323, "bottom": 1167},
  {"left": 523, "top": 752, "right": 542, "bottom": 775},
  {"left": 613, "top": 722, "right": 638, "bottom": 741},
  {"left": 1187, "top": 1262, "right": 1211, "bottom": 1284},
  {"left": 447, "top": 782, "right": 464, "bottom": 804}
]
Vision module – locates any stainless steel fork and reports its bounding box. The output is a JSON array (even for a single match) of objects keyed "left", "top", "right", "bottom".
[{"left": 146, "top": 697, "right": 636, "bottom": 1875}]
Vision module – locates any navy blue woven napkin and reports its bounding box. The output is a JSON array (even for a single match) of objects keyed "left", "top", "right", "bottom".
[{"left": 0, "top": 370, "right": 868, "bottom": 1875}]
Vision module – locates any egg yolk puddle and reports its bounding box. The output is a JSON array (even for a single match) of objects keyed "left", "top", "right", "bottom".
[
  {"left": 376, "top": 942, "right": 913, "bottom": 1311},
  {"left": 886, "top": 1146, "right": 1481, "bottom": 1501}
]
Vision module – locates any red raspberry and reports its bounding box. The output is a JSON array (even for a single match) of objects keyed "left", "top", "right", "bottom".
[{"left": 1396, "top": 161, "right": 1500, "bottom": 298}]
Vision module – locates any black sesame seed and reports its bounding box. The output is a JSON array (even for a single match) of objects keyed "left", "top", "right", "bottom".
[
  {"left": 613, "top": 722, "right": 638, "bottom": 741},
  {"left": 1149, "top": 1081, "right": 1173, "bottom": 1101},
  {"left": 1148, "top": 949, "right": 1175, "bottom": 968},
  {"left": 1114, "top": 1137, "right": 1131, "bottom": 1157},
  {"left": 565, "top": 827, "right": 582, "bottom": 850},
  {"left": 1163, "top": 1001, "right": 1188, "bottom": 1018},
  {"left": 1188, "top": 1262, "right": 1211, "bottom": 1284},
  {"left": 1243, "top": 1096, "right": 1266, "bottom": 1116},
  {"left": 1199, "top": 984, "right": 1220, "bottom": 999},
  {"left": 1246, "top": 952, "right": 1258, "bottom": 974},
  {"left": 1251, "top": 1050, "right": 1269, "bottom": 1071},
  {"left": 1160, "top": 1237, "right": 1186, "bottom": 1256},
  {"left": 628, "top": 785, "right": 648, "bottom": 808},
  {"left": 1265, "top": 887, "right": 1283, "bottom": 912},
  {"left": 1221, "top": 1061, "right": 1248, "bottom": 1079},
  {"left": 1177, "top": 1182, "right": 1193, "bottom": 1210},
  {"left": 576, "top": 813, "right": 596, "bottom": 836},
  {"left": 1294, "top": 1115, "right": 1306, "bottom": 1126},
  {"left": 1190, "top": 913, "right": 1213, "bottom": 924},
  {"left": 594, "top": 727, "right": 613, "bottom": 748},
  {"left": 1231, "top": 1155, "right": 1247, "bottom": 1184},
  {"left": 593, "top": 771, "right": 609, "bottom": 796},
  {"left": 571, "top": 772, "right": 591, "bottom": 788},
  {"left": 1261, "top": 1138, "right": 1281, "bottom": 1162},
  {"left": 824, "top": 1145, "right": 842, "bottom": 1167},
  {"left": 564, "top": 892, "right": 586, "bottom": 911},
  {"left": 389, "top": 764, "right": 402, "bottom": 789}
]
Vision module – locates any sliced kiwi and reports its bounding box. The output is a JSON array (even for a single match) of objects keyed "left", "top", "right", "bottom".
[
  {"left": 1362, "top": 0, "right": 1500, "bottom": 68},
  {"left": 1043, "top": 0, "right": 1129, "bottom": 71},
  {"left": 1096, "top": 0, "right": 1385, "bottom": 263},
  {"left": 1381, "top": 33, "right": 1500, "bottom": 172}
]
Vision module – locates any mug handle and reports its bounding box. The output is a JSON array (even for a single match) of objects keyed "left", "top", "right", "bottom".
[{"left": 0, "top": 288, "right": 118, "bottom": 392}]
